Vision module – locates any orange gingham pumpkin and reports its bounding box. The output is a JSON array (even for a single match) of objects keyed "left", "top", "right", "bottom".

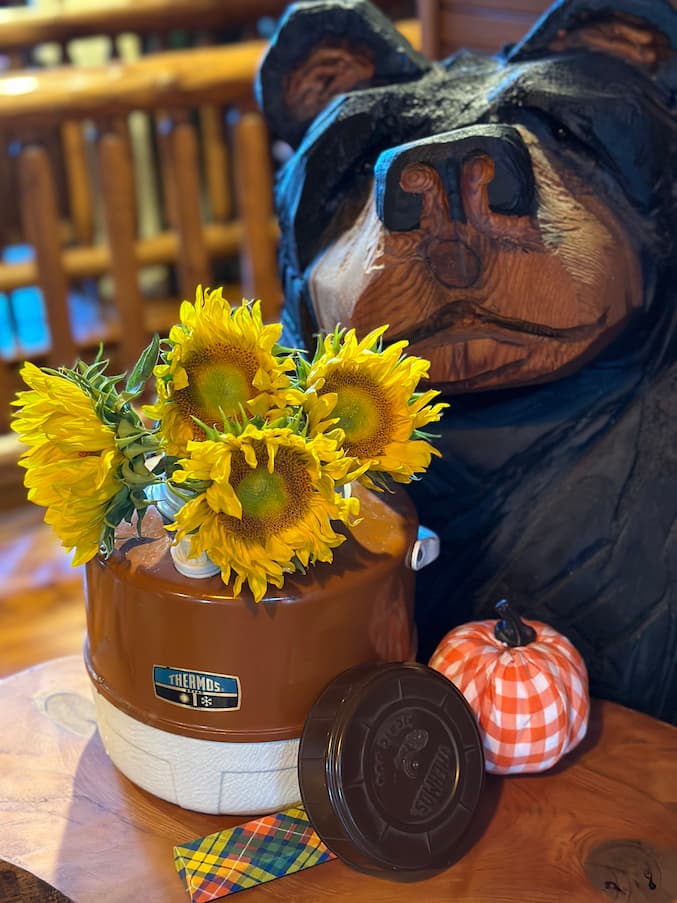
[{"left": 429, "top": 600, "right": 589, "bottom": 775}]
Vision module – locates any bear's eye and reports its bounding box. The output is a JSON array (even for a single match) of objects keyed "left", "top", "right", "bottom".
[{"left": 552, "top": 123, "right": 572, "bottom": 142}]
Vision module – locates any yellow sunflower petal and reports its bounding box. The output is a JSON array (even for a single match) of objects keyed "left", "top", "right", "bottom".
[{"left": 11, "top": 366, "right": 127, "bottom": 564}]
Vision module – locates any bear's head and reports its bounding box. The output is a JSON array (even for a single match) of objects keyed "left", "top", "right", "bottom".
[{"left": 257, "top": 0, "right": 677, "bottom": 394}]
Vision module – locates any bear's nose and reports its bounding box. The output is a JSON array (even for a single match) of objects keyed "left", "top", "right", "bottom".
[
  {"left": 398, "top": 162, "right": 482, "bottom": 289},
  {"left": 374, "top": 123, "right": 535, "bottom": 234}
]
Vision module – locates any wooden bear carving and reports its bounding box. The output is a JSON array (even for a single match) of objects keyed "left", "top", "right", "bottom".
[{"left": 257, "top": 0, "right": 677, "bottom": 722}]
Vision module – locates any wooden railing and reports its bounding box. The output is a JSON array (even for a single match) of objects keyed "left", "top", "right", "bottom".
[
  {"left": 0, "top": 39, "right": 283, "bottom": 370},
  {"left": 0, "top": 0, "right": 286, "bottom": 56},
  {"left": 0, "top": 0, "right": 415, "bottom": 65}
]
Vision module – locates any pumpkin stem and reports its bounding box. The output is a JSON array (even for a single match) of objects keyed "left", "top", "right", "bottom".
[{"left": 494, "top": 599, "right": 536, "bottom": 647}]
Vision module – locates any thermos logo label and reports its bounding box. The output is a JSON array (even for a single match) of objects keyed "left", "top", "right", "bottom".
[{"left": 153, "top": 665, "right": 241, "bottom": 711}]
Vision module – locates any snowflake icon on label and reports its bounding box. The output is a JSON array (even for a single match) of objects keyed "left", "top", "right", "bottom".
[{"left": 201, "top": 696, "right": 213, "bottom": 706}]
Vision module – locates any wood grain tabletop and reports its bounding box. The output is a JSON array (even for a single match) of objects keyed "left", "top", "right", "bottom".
[{"left": 1, "top": 656, "right": 676, "bottom": 902}]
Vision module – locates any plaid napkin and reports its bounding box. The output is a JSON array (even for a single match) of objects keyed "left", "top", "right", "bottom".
[{"left": 174, "top": 806, "right": 335, "bottom": 901}]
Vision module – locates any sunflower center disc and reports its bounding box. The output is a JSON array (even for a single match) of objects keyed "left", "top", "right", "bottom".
[
  {"left": 236, "top": 469, "right": 289, "bottom": 520},
  {"left": 191, "top": 360, "right": 251, "bottom": 418}
]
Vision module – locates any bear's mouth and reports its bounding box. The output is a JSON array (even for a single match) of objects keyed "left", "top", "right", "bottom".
[
  {"left": 386, "top": 298, "right": 609, "bottom": 346},
  {"left": 385, "top": 300, "right": 610, "bottom": 389}
]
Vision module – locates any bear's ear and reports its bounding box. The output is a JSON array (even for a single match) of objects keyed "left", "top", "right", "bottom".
[
  {"left": 256, "top": 0, "right": 431, "bottom": 148},
  {"left": 507, "top": 0, "right": 676, "bottom": 84}
]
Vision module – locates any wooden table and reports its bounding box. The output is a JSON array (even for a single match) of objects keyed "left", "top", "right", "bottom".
[{"left": 1, "top": 656, "right": 676, "bottom": 903}]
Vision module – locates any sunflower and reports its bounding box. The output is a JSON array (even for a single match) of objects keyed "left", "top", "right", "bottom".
[
  {"left": 169, "top": 421, "right": 360, "bottom": 602},
  {"left": 299, "top": 326, "right": 448, "bottom": 488},
  {"left": 11, "top": 362, "right": 126, "bottom": 566},
  {"left": 145, "top": 287, "right": 296, "bottom": 456}
]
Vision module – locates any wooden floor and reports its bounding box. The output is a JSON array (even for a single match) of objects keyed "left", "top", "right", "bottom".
[{"left": 0, "top": 504, "right": 86, "bottom": 677}]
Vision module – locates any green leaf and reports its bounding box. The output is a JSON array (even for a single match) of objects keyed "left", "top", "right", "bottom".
[
  {"left": 99, "top": 523, "right": 116, "bottom": 558},
  {"left": 125, "top": 334, "right": 160, "bottom": 396},
  {"left": 152, "top": 456, "right": 170, "bottom": 475},
  {"left": 120, "top": 459, "right": 155, "bottom": 486},
  {"left": 116, "top": 417, "right": 141, "bottom": 439},
  {"left": 102, "top": 486, "right": 132, "bottom": 529}
]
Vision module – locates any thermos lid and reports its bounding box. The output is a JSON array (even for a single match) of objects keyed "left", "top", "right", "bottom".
[{"left": 298, "top": 662, "right": 484, "bottom": 873}]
